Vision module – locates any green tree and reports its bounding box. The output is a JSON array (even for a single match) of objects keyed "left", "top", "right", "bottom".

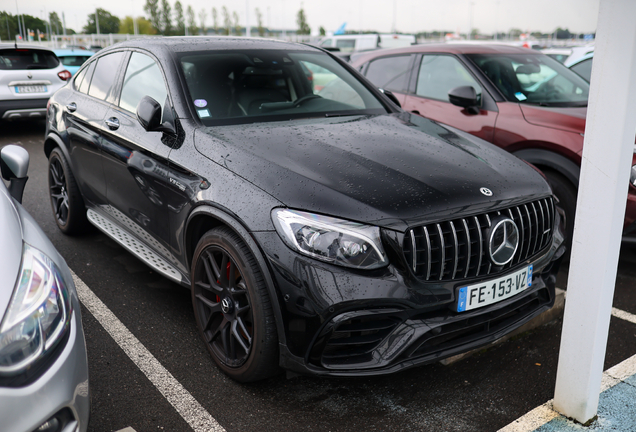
[
  {"left": 1, "top": 12, "right": 48, "bottom": 41},
  {"left": 255, "top": 8, "right": 264, "bottom": 37},
  {"left": 119, "top": 16, "right": 156, "bottom": 34},
  {"left": 211, "top": 7, "right": 218, "bottom": 34},
  {"left": 233, "top": 11, "right": 241, "bottom": 36},
  {"left": 49, "top": 12, "right": 62, "bottom": 35},
  {"left": 296, "top": 8, "right": 310, "bottom": 35},
  {"left": 144, "top": 0, "right": 162, "bottom": 34},
  {"left": 555, "top": 27, "right": 573, "bottom": 39},
  {"left": 160, "top": 0, "right": 172, "bottom": 35},
  {"left": 84, "top": 9, "right": 120, "bottom": 34},
  {"left": 199, "top": 8, "right": 207, "bottom": 35},
  {"left": 222, "top": 7, "right": 231, "bottom": 35},
  {"left": 509, "top": 28, "right": 523, "bottom": 38},
  {"left": 319, "top": 26, "right": 325, "bottom": 36},
  {"left": 186, "top": 5, "right": 198, "bottom": 35},
  {"left": 174, "top": 1, "right": 185, "bottom": 35}
]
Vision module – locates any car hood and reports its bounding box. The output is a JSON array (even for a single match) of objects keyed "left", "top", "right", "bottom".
[
  {"left": 0, "top": 184, "right": 23, "bottom": 321},
  {"left": 519, "top": 104, "right": 587, "bottom": 134},
  {"left": 194, "top": 113, "right": 551, "bottom": 231}
]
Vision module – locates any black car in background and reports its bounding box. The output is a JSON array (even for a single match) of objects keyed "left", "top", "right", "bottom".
[{"left": 44, "top": 37, "right": 564, "bottom": 382}]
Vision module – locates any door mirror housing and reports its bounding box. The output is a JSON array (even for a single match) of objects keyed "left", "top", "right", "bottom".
[
  {"left": 136, "top": 96, "right": 176, "bottom": 135},
  {"left": 1, "top": 145, "right": 29, "bottom": 204},
  {"left": 448, "top": 86, "right": 480, "bottom": 114},
  {"left": 379, "top": 88, "right": 401, "bottom": 108}
]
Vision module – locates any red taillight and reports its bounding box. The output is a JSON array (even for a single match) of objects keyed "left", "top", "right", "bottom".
[
  {"left": 47, "top": 99, "right": 51, "bottom": 111},
  {"left": 58, "top": 70, "right": 72, "bottom": 81}
]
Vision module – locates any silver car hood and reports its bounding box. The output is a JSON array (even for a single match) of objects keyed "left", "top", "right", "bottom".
[{"left": 0, "top": 182, "right": 23, "bottom": 320}]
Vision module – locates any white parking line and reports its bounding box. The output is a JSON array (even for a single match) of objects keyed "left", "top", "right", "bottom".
[
  {"left": 72, "top": 271, "right": 225, "bottom": 432},
  {"left": 611, "top": 307, "right": 636, "bottom": 325},
  {"left": 498, "top": 306, "right": 636, "bottom": 431}
]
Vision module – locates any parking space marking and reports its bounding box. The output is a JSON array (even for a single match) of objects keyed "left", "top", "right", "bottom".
[
  {"left": 72, "top": 271, "right": 225, "bottom": 432},
  {"left": 611, "top": 307, "right": 636, "bottom": 325},
  {"left": 499, "top": 307, "right": 636, "bottom": 431}
]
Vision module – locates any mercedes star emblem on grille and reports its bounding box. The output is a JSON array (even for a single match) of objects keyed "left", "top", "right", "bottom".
[
  {"left": 480, "top": 187, "right": 493, "bottom": 196},
  {"left": 27, "top": 72, "right": 32, "bottom": 79},
  {"left": 488, "top": 218, "right": 519, "bottom": 266}
]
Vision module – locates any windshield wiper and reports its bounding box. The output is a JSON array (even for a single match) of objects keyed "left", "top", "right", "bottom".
[{"left": 324, "top": 112, "right": 357, "bottom": 118}]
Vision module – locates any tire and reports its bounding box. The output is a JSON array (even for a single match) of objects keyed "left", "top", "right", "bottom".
[
  {"left": 48, "top": 147, "right": 89, "bottom": 235},
  {"left": 191, "top": 227, "right": 279, "bottom": 382},
  {"left": 544, "top": 169, "right": 577, "bottom": 261}
]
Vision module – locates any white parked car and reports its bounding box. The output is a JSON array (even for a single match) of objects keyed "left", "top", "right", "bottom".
[
  {"left": 318, "top": 34, "right": 416, "bottom": 54},
  {"left": 0, "top": 44, "right": 72, "bottom": 120},
  {"left": 565, "top": 52, "right": 594, "bottom": 82}
]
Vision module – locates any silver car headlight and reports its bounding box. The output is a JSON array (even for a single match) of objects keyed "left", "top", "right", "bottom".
[
  {"left": 0, "top": 244, "right": 71, "bottom": 375},
  {"left": 631, "top": 164, "right": 636, "bottom": 187},
  {"left": 272, "top": 209, "right": 388, "bottom": 270}
]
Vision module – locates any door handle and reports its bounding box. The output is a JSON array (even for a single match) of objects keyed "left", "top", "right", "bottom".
[
  {"left": 105, "top": 117, "right": 120, "bottom": 130},
  {"left": 66, "top": 102, "right": 77, "bottom": 112},
  {"left": 410, "top": 110, "right": 420, "bottom": 115}
]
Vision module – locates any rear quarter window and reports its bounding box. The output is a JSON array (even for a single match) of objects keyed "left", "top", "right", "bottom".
[{"left": 0, "top": 49, "right": 59, "bottom": 70}]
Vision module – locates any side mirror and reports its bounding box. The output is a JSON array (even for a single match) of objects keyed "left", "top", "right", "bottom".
[
  {"left": 1, "top": 145, "right": 29, "bottom": 204},
  {"left": 448, "top": 86, "right": 480, "bottom": 114},
  {"left": 379, "top": 88, "right": 401, "bottom": 108},
  {"left": 136, "top": 96, "right": 176, "bottom": 135}
]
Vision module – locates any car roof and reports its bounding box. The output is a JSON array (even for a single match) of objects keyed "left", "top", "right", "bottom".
[
  {"left": 53, "top": 49, "right": 94, "bottom": 56},
  {"left": 351, "top": 43, "right": 541, "bottom": 64},
  {"left": 107, "top": 36, "right": 320, "bottom": 55},
  {"left": 0, "top": 43, "right": 55, "bottom": 51},
  {"left": 565, "top": 51, "right": 594, "bottom": 67}
]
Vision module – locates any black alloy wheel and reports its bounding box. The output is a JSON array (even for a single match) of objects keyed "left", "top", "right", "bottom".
[
  {"left": 48, "top": 148, "right": 89, "bottom": 235},
  {"left": 191, "top": 227, "right": 279, "bottom": 382}
]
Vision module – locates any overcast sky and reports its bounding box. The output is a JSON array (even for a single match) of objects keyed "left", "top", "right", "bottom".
[{"left": 13, "top": 0, "right": 599, "bottom": 35}]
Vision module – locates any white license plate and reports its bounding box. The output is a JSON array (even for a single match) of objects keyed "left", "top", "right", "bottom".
[
  {"left": 457, "top": 265, "right": 533, "bottom": 312},
  {"left": 15, "top": 85, "right": 47, "bottom": 93}
]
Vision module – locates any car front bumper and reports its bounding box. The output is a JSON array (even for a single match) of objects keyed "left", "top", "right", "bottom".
[
  {"left": 0, "top": 295, "right": 90, "bottom": 432},
  {"left": 253, "top": 220, "right": 565, "bottom": 377}
]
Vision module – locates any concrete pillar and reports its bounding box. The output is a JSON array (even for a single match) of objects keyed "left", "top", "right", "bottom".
[{"left": 553, "top": 0, "right": 636, "bottom": 423}]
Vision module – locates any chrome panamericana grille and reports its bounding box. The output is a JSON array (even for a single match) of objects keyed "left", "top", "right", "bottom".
[{"left": 403, "top": 198, "right": 555, "bottom": 282}]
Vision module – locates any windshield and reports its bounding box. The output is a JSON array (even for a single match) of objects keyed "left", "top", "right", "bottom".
[
  {"left": 178, "top": 49, "right": 386, "bottom": 125},
  {"left": 467, "top": 53, "right": 589, "bottom": 107}
]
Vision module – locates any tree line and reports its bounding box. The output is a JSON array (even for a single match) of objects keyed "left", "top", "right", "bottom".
[{"left": 0, "top": 4, "right": 311, "bottom": 41}]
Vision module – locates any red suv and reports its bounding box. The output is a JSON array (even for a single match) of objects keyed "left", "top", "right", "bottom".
[{"left": 351, "top": 44, "right": 636, "bottom": 251}]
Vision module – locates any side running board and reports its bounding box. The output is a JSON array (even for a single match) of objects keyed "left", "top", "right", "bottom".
[{"left": 87, "top": 209, "right": 185, "bottom": 284}]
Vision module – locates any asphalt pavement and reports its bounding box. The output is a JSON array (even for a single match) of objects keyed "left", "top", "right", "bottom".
[{"left": 4, "top": 119, "right": 636, "bottom": 432}]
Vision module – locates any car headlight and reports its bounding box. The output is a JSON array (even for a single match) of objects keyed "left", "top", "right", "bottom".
[
  {"left": 0, "top": 244, "right": 71, "bottom": 375},
  {"left": 272, "top": 209, "right": 388, "bottom": 270},
  {"left": 631, "top": 164, "right": 636, "bottom": 187}
]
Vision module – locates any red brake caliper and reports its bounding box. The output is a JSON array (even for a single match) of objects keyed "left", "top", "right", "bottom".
[{"left": 215, "top": 262, "right": 232, "bottom": 303}]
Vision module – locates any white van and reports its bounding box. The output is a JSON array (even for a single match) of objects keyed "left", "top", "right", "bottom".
[{"left": 319, "top": 34, "right": 415, "bottom": 54}]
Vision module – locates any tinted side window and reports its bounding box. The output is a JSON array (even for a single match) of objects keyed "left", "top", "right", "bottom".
[
  {"left": 570, "top": 58, "right": 593, "bottom": 82},
  {"left": 365, "top": 55, "right": 411, "bottom": 93},
  {"left": 73, "top": 64, "right": 88, "bottom": 91},
  {"left": 88, "top": 52, "right": 125, "bottom": 101},
  {"left": 335, "top": 39, "right": 356, "bottom": 53},
  {"left": 119, "top": 53, "right": 168, "bottom": 114},
  {"left": 416, "top": 55, "right": 482, "bottom": 103},
  {"left": 78, "top": 60, "right": 96, "bottom": 94}
]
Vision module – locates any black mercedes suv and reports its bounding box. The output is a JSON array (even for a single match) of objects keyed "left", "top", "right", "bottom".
[{"left": 44, "top": 37, "right": 565, "bottom": 382}]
